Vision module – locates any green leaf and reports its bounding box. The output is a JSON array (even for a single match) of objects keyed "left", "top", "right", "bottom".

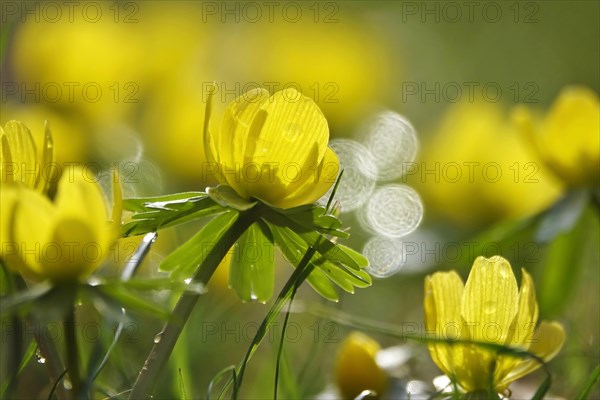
[
  {"left": 273, "top": 205, "right": 348, "bottom": 238},
  {"left": 160, "top": 211, "right": 239, "bottom": 281},
  {"left": 265, "top": 206, "right": 349, "bottom": 238},
  {"left": 96, "top": 277, "right": 206, "bottom": 294},
  {"left": 122, "top": 194, "right": 226, "bottom": 236},
  {"left": 267, "top": 223, "right": 371, "bottom": 298},
  {"left": 317, "top": 261, "right": 355, "bottom": 293},
  {"left": 229, "top": 222, "right": 275, "bottom": 302},
  {"left": 123, "top": 192, "right": 207, "bottom": 212},
  {"left": 93, "top": 285, "right": 170, "bottom": 319},
  {"left": 0, "top": 283, "right": 53, "bottom": 315},
  {"left": 304, "top": 267, "right": 339, "bottom": 301},
  {"left": 318, "top": 261, "right": 372, "bottom": 293},
  {"left": 535, "top": 189, "right": 589, "bottom": 243},
  {"left": 269, "top": 225, "right": 339, "bottom": 301},
  {"left": 539, "top": 203, "right": 598, "bottom": 316},
  {"left": 297, "top": 230, "right": 369, "bottom": 271},
  {"left": 208, "top": 185, "right": 257, "bottom": 211}
]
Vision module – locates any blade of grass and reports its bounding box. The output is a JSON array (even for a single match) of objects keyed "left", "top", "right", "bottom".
[
  {"left": 531, "top": 370, "right": 552, "bottom": 400},
  {"left": 0, "top": 338, "right": 36, "bottom": 397},
  {"left": 47, "top": 369, "right": 69, "bottom": 400},
  {"left": 85, "top": 232, "right": 157, "bottom": 389},
  {"left": 575, "top": 364, "right": 600, "bottom": 400},
  {"left": 273, "top": 269, "right": 300, "bottom": 400},
  {"left": 304, "top": 303, "right": 553, "bottom": 390},
  {"left": 326, "top": 169, "right": 344, "bottom": 213},
  {"left": 178, "top": 368, "right": 188, "bottom": 400},
  {"left": 208, "top": 365, "right": 237, "bottom": 400},
  {"left": 129, "top": 209, "right": 260, "bottom": 399},
  {"left": 214, "top": 247, "right": 316, "bottom": 400}
]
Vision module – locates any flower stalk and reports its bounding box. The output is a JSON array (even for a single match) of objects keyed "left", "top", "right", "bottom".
[{"left": 64, "top": 303, "right": 83, "bottom": 399}]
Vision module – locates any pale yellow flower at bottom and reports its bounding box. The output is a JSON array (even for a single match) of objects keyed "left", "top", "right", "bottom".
[
  {"left": 424, "top": 256, "right": 565, "bottom": 394},
  {"left": 3, "top": 167, "right": 121, "bottom": 282},
  {"left": 335, "top": 332, "right": 388, "bottom": 400}
]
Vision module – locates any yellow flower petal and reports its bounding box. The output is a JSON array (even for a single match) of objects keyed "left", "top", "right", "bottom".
[
  {"left": 0, "top": 121, "right": 38, "bottom": 189},
  {"left": 494, "top": 268, "right": 539, "bottom": 386},
  {"left": 12, "top": 188, "right": 56, "bottom": 278},
  {"left": 0, "top": 187, "right": 22, "bottom": 271},
  {"left": 424, "top": 271, "right": 464, "bottom": 377},
  {"left": 541, "top": 86, "right": 600, "bottom": 186},
  {"left": 240, "top": 88, "right": 329, "bottom": 206},
  {"left": 219, "top": 88, "right": 271, "bottom": 197},
  {"left": 513, "top": 269, "right": 539, "bottom": 346},
  {"left": 36, "top": 121, "right": 55, "bottom": 193},
  {"left": 54, "top": 168, "right": 108, "bottom": 242},
  {"left": 334, "top": 332, "right": 387, "bottom": 400},
  {"left": 278, "top": 147, "right": 340, "bottom": 209},
  {"left": 499, "top": 321, "right": 566, "bottom": 388},
  {"left": 12, "top": 170, "right": 116, "bottom": 281},
  {"left": 516, "top": 86, "right": 600, "bottom": 186},
  {"left": 460, "top": 256, "right": 518, "bottom": 345},
  {"left": 47, "top": 217, "right": 99, "bottom": 279}
]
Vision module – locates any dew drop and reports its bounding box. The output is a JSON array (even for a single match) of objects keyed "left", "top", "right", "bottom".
[
  {"left": 363, "top": 236, "right": 406, "bottom": 278},
  {"left": 363, "top": 111, "right": 419, "bottom": 182},
  {"left": 153, "top": 332, "right": 163, "bottom": 344},
  {"left": 184, "top": 278, "right": 192, "bottom": 284},
  {"left": 484, "top": 301, "right": 496, "bottom": 315},
  {"left": 35, "top": 349, "right": 46, "bottom": 364},
  {"left": 406, "top": 380, "right": 430, "bottom": 396},
  {"left": 359, "top": 184, "right": 423, "bottom": 238},
  {"left": 283, "top": 122, "right": 303, "bottom": 142},
  {"left": 321, "top": 139, "right": 377, "bottom": 212},
  {"left": 63, "top": 378, "right": 72, "bottom": 390}
]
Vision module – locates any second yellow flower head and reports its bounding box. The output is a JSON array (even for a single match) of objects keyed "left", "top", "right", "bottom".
[
  {"left": 2, "top": 167, "right": 122, "bottom": 282},
  {"left": 204, "top": 88, "right": 339, "bottom": 209}
]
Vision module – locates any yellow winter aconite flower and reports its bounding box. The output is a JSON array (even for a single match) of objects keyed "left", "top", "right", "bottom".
[
  {"left": 335, "top": 332, "right": 388, "bottom": 400},
  {"left": 424, "top": 256, "right": 565, "bottom": 394},
  {"left": 514, "top": 86, "right": 600, "bottom": 187},
  {"left": 0, "top": 120, "right": 54, "bottom": 192},
  {"left": 2, "top": 167, "right": 122, "bottom": 282},
  {"left": 415, "top": 99, "right": 563, "bottom": 228},
  {"left": 204, "top": 88, "right": 339, "bottom": 209}
]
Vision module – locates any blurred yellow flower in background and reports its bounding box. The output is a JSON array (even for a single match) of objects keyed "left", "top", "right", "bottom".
[
  {"left": 214, "top": 20, "right": 394, "bottom": 129},
  {"left": 514, "top": 86, "right": 600, "bottom": 187},
  {"left": 11, "top": 17, "right": 143, "bottom": 123},
  {"left": 424, "top": 256, "right": 565, "bottom": 394},
  {"left": 416, "top": 100, "right": 563, "bottom": 227},
  {"left": 204, "top": 88, "right": 339, "bottom": 209},
  {"left": 335, "top": 331, "right": 388, "bottom": 400},
  {"left": 140, "top": 71, "right": 211, "bottom": 182},
  {"left": 2, "top": 167, "right": 122, "bottom": 281}
]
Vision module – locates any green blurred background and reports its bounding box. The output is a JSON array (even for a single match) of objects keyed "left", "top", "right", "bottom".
[{"left": 1, "top": 1, "right": 598, "bottom": 398}]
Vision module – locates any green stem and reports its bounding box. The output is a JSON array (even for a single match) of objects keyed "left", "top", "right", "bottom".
[
  {"left": 64, "top": 305, "right": 82, "bottom": 399},
  {"left": 129, "top": 210, "right": 259, "bottom": 399}
]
